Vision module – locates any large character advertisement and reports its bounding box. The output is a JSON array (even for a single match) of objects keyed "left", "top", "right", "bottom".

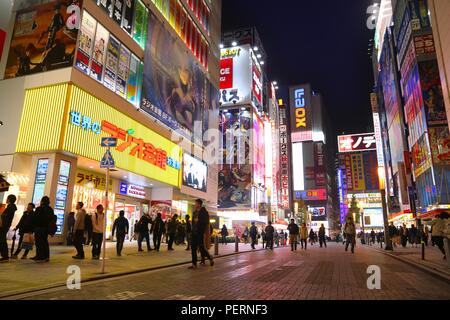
[
  {"left": 141, "top": 13, "right": 208, "bottom": 139},
  {"left": 218, "top": 109, "right": 252, "bottom": 209},
  {"left": 4, "top": 0, "right": 82, "bottom": 79},
  {"left": 419, "top": 60, "right": 447, "bottom": 126}
]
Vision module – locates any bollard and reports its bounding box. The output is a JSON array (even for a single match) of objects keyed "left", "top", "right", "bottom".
[
  {"left": 422, "top": 241, "right": 425, "bottom": 261},
  {"left": 235, "top": 236, "right": 239, "bottom": 253},
  {"left": 214, "top": 236, "right": 219, "bottom": 256}
]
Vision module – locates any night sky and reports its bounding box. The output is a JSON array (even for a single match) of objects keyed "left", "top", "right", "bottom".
[{"left": 222, "top": 0, "right": 377, "bottom": 140}]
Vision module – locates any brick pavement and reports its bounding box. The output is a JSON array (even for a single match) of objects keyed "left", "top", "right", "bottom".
[
  {"left": 0, "top": 239, "right": 262, "bottom": 298},
  {"left": 10, "top": 242, "right": 450, "bottom": 300}
]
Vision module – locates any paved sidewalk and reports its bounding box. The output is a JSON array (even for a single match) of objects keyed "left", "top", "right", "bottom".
[
  {"left": 364, "top": 242, "right": 450, "bottom": 280},
  {"left": 0, "top": 240, "right": 266, "bottom": 298}
]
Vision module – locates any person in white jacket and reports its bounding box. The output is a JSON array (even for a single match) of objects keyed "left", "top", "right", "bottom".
[
  {"left": 91, "top": 205, "right": 105, "bottom": 260},
  {"left": 431, "top": 213, "right": 447, "bottom": 259}
]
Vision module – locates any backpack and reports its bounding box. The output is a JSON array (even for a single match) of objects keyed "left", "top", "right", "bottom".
[
  {"left": 48, "top": 213, "right": 57, "bottom": 236},
  {"left": 85, "top": 214, "right": 93, "bottom": 231}
]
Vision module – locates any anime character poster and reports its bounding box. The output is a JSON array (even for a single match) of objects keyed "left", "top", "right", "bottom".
[
  {"left": 141, "top": 13, "right": 208, "bottom": 139},
  {"left": 218, "top": 109, "right": 252, "bottom": 209},
  {"left": 419, "top": 60, "right": 447, "bottom": 125},
  {"left": 4, "top": 0, "right": 83, "bottom": 79}
]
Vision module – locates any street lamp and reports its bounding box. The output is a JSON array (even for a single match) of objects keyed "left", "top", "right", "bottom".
[{"left": 378, "top": 167, "right": 393, "bottom": 251}]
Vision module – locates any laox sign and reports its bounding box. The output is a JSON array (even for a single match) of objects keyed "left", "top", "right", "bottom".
[{"left": 294, "top": 88, "right": 306, "bottom": 128}]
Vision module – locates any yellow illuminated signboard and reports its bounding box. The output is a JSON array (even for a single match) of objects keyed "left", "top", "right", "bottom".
[{"left": 16, "top": 84, "right": 181, "bottom": 187}]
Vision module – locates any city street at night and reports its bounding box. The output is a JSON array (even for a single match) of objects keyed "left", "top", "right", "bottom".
[
  {"left": 1, "top": 0, "right": 450, "bottom": 309},
  {"left": 4, "top": 243, "right": 450, "bottom": 301}
]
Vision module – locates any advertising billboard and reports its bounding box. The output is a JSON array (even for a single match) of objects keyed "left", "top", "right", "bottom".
[
  {"left": 90, "top": 22, "right": 109, "bottom": 82},
  {"left": 292, "top": 142, "right": 304, "bottom": 191},
  {"left": 252, "top": 113, "right": 265, "bottom": 186},
  {"left": 309, "top": 206, "right": 326, "bottom": 222},
  {"left": 141, "top": 13, "right": 211, "bottom": 139},
  {"left": 314, "top": 142, "right": 326, "bottom": 187},
  {"left": 294, "top": 189, "right": 327, "bottom": 201},
  {"left": 338, "top": 133, "right": 377, "bottom": 153},
  {"left": 252, "top": 63, "right": 263, "bottom": 107},
  {"left": 219, "top": 45, "right": 252, "bottom": 107},
  {"left": 419, "top": 60, "right": 447, "bottom": 126},
  {"left": 182, "top": 153, "right": 208, "bottom": 192},
  {"left": 412, "top": 134, "right": 432, "bottom": 179},
  {"left": 429, "top": 127, "right": 450, "bottom": 166},
  {"left": 218, "top": 109, "right": 252, "bottom": 209},
  {"left": 5, "top": 0, "right": 82, "bottom": 79},
  {"left": 351, "top": 154, "right": 365, "bottom": 191},
  {"left": 290, "top": 84, "right": 313, "bottom": 142}
]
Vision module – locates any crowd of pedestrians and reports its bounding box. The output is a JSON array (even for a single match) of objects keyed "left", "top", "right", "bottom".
[{"left": 3, "top": 196, "right": 449, "bottom": 266}]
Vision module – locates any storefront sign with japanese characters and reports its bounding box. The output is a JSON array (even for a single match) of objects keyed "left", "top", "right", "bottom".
[{"left": 338, "top": 133, "right": 377, "bottom": 153}]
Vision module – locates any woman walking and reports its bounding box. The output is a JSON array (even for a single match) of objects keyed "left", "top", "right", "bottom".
[
  {"left": 300, "top": 223, "right": 308, "bottom": 250},
  {"left": 12, "top": 203, "right": 35, "bottom": 259},
  {"left": 344, "top": 216, "right": 356, "bottom": 254}
]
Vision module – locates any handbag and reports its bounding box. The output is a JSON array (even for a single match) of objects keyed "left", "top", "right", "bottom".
[{"left": 22, "top": 233, "right": 34, "bottom": 251}]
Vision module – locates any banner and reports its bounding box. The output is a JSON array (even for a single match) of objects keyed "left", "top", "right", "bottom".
[
  {"left": 90, "top": 22, "right": 109, "bottom": 82},
  {"left": 104, "top": 34, "right": 120, "bottom": 91},
  {"left": 116, "top": 44, "right": 130, "bottom": 98},
  {"left": 314, "top": 142, "right": 325, "bottom": 187},
  {"left": 75, "top": 10, "right": 96, "bottom": 74},
  {"left": 5, "top": 0, "right": 82, "bottom": 79},
  {"left": 351, "top": 154, "right": 365, "bottom": 191},
  {"left": 419, "top": 60, "right": 447, "bottom": 126},
  {"left": 141, "top": 14, "right": 210, "bottom": 138}
]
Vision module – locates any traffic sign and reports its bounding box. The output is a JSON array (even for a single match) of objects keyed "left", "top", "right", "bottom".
[
  {"left": 100, "top": 150, "right": 115, "bottom": 169},
  {"left": 101, "top": 137, "right": 118, "bottom": 148}
]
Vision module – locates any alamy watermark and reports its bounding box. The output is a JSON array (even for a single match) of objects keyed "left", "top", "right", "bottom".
[
  {"left": 366, "top": 265, "right": 381, "bottom": 290},
  {"left": 66, "top": 265, "right": 81, "bottom": 290}
]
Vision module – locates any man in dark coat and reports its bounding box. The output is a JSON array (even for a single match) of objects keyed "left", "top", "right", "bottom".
[
  {"left": 167, "top": 214, "right": 179, "bottom": 251},
  {"left": 185, "top": 214, "right": 192, "bottom": 251},
  {"left": 138, "top": 213, "right": 153, "bottom": 252},
  {"left": 12, "top": 203, "right": 35, "bottom": 259},
  {"left": 249, "top": 221, "right": 258, "bottom": 249},
  {"left": 0, "top": 195, "right": 18, "bottom": 262},
  {"left": 189, "top": 199, "right": 214, "bottom": 269},
  {"left": 112, "top": 210, "right": 129, "bottom": 256},
  {"left": 32, "top": 196, "right": 54, "bottom": 263},
  {"left": 151, "top": 213, "right": 165, "bottom": 251}
]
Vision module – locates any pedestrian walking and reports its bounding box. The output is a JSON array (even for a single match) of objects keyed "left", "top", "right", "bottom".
[
  {"left": 243, "top": 226, "right": 249, "bottom": 244},
  {"left": 151, "top": 212, "right": 165, "bottom": 252},
  {"left": 0, "top": 194, "right": 17, "bottom": 262},
  {"left": 288, "top": 219, "right": 299, "bottom": 251},
  {"left": 32, "top": 196, "right": 55, "bottom": 263},
  {"left": 261, "top": 229, "right": 266, "bottom": 249},
  {"left": 388, "top": 222, "right": 398, "bottom": 247},
  {"left": 132, "top": 220, "right": 139, "bottom": 242},
  {"left": 167, "top": 214, "right": 178, "bottom": 251},
  {"left": 220, "top": 224, "right": 228, "bottom": 245},
  {"left": 12, "top": 203, "right": 35, "bottom": 259},
  {"left": 431, "top": 213, "right": 448, "bottom": 259},
  {"left": 300, "top": 223, "right": 308, "bottom": 250},
  {"left": 188, "top": 199, "right": 214, "bottom": 269},
  {"left": 84, "top": 212, "right": 93, "bottom": 246},
  {"left": 400, "top": 224, "right": 409, "bottom": 248},
  {"left": 309, "top": 229, "right": 316, "bottom": 246},
  {"left": 249, "top": 221, "right": 258, "bottom": 250},
  {"left": 319, "top": 224, "right": 327, "bottom": 248},
  {"left": 344, "top": 216, "right": 356, "bottom": 254},
  {"left": 265, "top": 221, "right": 275, "bottom": 250},
  {"left": 91, "top": 204, "right": 105, "bottom": 260},
  {"left": 424, "top": 225, "right": 430, "bottom": 246},
  {"left": 112, "top": 210, "right": 129, "bottom": 256},
  {"left": 409, "top": 224, "right": 418, "bottom": 248},
  {"left": 72, "top": 202, "right": 86, "bottom": 260},
  {"left": 370, "top": 229, "right": 376, "bottom": 246},
  {"left": 137, "top": 213, "right": 153, "bottom": 252},
  {"left": 200, "top": 221, "right": 213, "bottom": 265},
  {"left": 66, "top": 211, "right": 75, "bottom": 246},
  {"left": 185, "top": 214, "right": 192, "bottom": 251}
]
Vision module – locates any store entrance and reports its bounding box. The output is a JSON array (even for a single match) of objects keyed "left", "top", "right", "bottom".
[{"left": 112, "top": 199, "right": 148, "bottom": 241}]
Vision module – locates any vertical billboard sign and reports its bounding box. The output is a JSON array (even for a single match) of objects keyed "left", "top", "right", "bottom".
[
  {"left": 290, "top": 84, "right": 313, "bottom": 142},
  {"left": 89, "top": 22, "right": 109, "bottom": 82},
  {"left": 103, "top": 35, "right": 120, "bottom": 91},
  {"left": 279, "top": 105, "right": 290, "bottom": 209},
  {"left": 314, "top": 142, "right": 326, "bottom": 187},
  {"left": 219, "top": 45, "right": 252, "bottom": 107},
  {"left": 252, "top": 63, "right": 263, "bottom": 107},
  {"left": 75, "top": 10, "right": 97, "bottom": 75},
  {"left": 55, "top": 160, "right": 71, "bottom": 235},
  {"left": 218, "top": 109, "right": 252, "bottom": 209},
  {"left": 4, "top": 0, "right": 83, "bottom": 79}
]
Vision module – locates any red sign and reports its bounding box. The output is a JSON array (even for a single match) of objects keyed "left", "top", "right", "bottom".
[
  {"left": 219, "top": 58, "right": 233, "bottom": 89},
  {"left": 295, "top": 189, "right": 327, "bottom": 201},
  {"left": 338, "top": 133, "right": 377, "bottom": 153},
  {"left": 252, "top": 64, "right": 262, "bottom": 105},
  {"left": 414, "top": 34, "right": 435, "bottom": 56},
  {"left": 102, "top": 120, "right": 168, "bottom": 170},
  {"left": 0, "top": 29, "right": 6, "bottom": 61}
]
